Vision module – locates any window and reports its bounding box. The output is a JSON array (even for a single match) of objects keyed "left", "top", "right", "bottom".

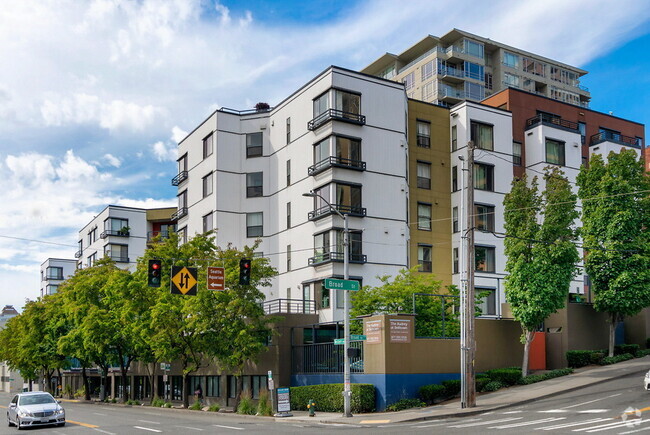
[
  {"left": 202, "top": 172, "right": 213, "bottom": 198},
  {"left": 471, "top": 121, "right": 493, "bottom": 151},
  {"left": 313, "top": 231, "right": 329, "bottom": 263},
  {"left": 523, "top": 58, "right": 546, "bottom": 77},
  {"left": 335, "top": 183, "right": 362, "bottom": 212},
  {"left": 246, "top": 132, "right": 263, "bottom": 157},
  {"left": 474, "top": 163, "right": 494, "bottom": 191},
  {"left": 464, "top": 82, "right": 484, "bottom": 100},
  {"left": 177, "top": 227, "right": 187, "bottom": 244},
  {"left": 88, "top": 227, "right": 97, "bottom": 245},
  {"left": 421, "top": 81, "right": 435, "bottom": 100},
  {"left": 287, "top": 245, "right": 291, "bottom": 271},
  {"left": 484, "top": 72, "right": 493, "bottom": 90},
  {"left": 513, "top": 142, "right": 522, "bottom": 166},
  {"left": 286, "top": 159, "right": 291, "bottom": 186},
  {"left": 464, "top": 61, "right": 484, "bottom": 80},
  {"left": 417, "top": 120, "right": 431, "bottom": 148},
  {"left": 578, "top": 122, "right": 586, "bottom": 145},
  {"left": 546, "top": 138, "right": 565, "bottom": 166},
  {"left": 178, "top": 190, "right": 187, "bottom": 209},
  {"left": 475, "top": 246, "right": 495, "bottom": 272},
  {"left": 453, "top": 248, "right": 459, "bottom": 274},
  {"left": 178, "top": 153, "right": 188, "bottom": 173},
  {"left": 286, "top": 117, "right": 291, "bottom": 144},
  {"left": 464, "top": 39, "right": 484, "bottom": 59},
  {"left": 421, "top": 60, "right": 435, "bottom": 80},
  {"left": 203, "top": 133, "right": 213, "bottom": 158},
  {"left": 504, "top": 72, "right": 519, "bottom": 87},
  {"left": 452, "top": 166, "right": 458, "bottom": 192},
  {"left": 451, "top": 125, "right": 457, "bottom": 151},
  {"left": 303, "top": 284, "right": 311, "bottom": 311},
  {"left": 418, "top": 245, "right": 432, "bottom": 272},
  {"left": 104, "top": 244, "right": 128, "bottom": 263},
  {"left": 202, "top": 212, "right": 213, "bottom": 233},
  {"left": 286, "top": 202, "right": 291, "bottom": 229},
  {"left": 417, "top": 203, "right": 432, "bottom": 230},
  {"left": 321, "top": 285, "right": 330, "bottom": 309},
  {"left": 46, "top": 266, "right": 63, "bottom": 280},
  {"left": 417, "top": 161, "right": 431, "bottom": 189},
  {"left": 475, "top": 204, "right": 495, "bottom": 232},
  {"left": 503, "top": 51, "right": 519, "bottom": 68},
  {"left": 246, "top": 172, "right": 263, "bottom": 197},
  {"left": 403, "top": 72, "right": 415, "bottom": 90},
  {"left": 477, "top": 288, "right": 496, "bottom": 315},
  {"left": 104, "top": 218, "right": 129, "bottom": 236},
  {"left": 246, "top": 212, "right": 263, "bottom": 238},
  {"left": 452, "top": 207, "right": 459, "bottom": 233},
  {"left": 228, "top": 376, "right": 237, "bottom": 399},
  {"left": 336, "top": 136, "right": 361, "bottom": 164},
  {"left": 206, "top": 376, "right": 220, "bottom": 397},
  {"left": 313, "top": 92, "right": 329, "bottom": 117}
]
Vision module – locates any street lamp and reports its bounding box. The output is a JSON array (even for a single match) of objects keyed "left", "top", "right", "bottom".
[{"left": 303, "top": 190, "right": 353, "bottom": 418}]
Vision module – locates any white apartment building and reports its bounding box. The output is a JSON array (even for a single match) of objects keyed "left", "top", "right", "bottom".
[
  {"left": 450, "top": 101, "right": 513, "bottom": 317},
  {"left": 0, "top": 305, "right": 21, "bottom": 393},
  {"left": 75, "top": 206, "right": 176, "bottom": 271},
  {"left": 362, "top": 29, "right": 590, "bottom": 108},
  {"left": 175, "top": 66, "right": 409, "bottom": 323},
  {"left": 40, "top": 258, "right": 77, "bottom": 297}
]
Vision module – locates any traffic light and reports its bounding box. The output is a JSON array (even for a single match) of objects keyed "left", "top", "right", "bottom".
[
  {"left": 148, "top": 259, "right": 162, "bottom": 287},
  {"left": 239, "top": 258, "right": 251, "bottom": 285}
]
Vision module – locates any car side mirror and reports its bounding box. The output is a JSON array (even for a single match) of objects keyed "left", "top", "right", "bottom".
[
  {"left": 57, "top": 400, "right": 62, "bottom": 404},
  {"left": 9, "top": 403, "right": 16, "bottom": 408}
]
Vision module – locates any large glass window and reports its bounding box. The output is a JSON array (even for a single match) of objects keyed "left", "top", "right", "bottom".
[
  {"left": 335, "top": 89, "right": 360, "bottom": 116},
  {"left": 464, "top": 39, "right": 484, "bottom": 58},
  {"left": 417, "top": 161, "right": 431, "bottom": 189},
  {"left": 202, "top": 212, "right": 213, "bottom": 233},
  {"left": 477, "top": 288, "right": 496, "bottom": 315},
  {"left": 546, "top": 138, "right": 565, "bottom": 166},
  {"left": 178, "top": 153, "right": 187, "bottom": 173},
  {"left": 104, "top": 218, "right": 128, "bottom": 235},
  {"left": 471, "top": 121, "right": 493, "bottom": 151},
  {"left": 336, "top": 136, "right": 361, "bottom": 163},
  {"left": 403, "top": 72, "right": 415, "bottom": 90},
  {"left": 513, "top": 142, "right": 522, "bottom": 166},
  {"left": 503, "top": 51, "right": 519, "bottom": 68},
  {"left": 104, "top": 244, "right": 128, "bottom": 263},
  {"left": 451, "top": 125, "right": 457, "bottom": 151},
  {"left": 46, "top": 266, "right": 63, "bottom": 280},
  {"left": 474, "top": 163, "right": 494, "bottom": 191},
  {"left": 178, "top": 190, "right": 187, "bottom": 209},
  {"left": 202, "top": 172, "right": 213, "bottom": 198},
  {"left": 464, "top": 61, "right": 484, "bottom": 80},
  {"left": 465, "top": 82, "right": 484, "bottom": 100},
  {"left": 336, "top": 184, "right": 362, "bottom": 211},
  {"left": 475, "top": 204, "right": 495, "bottom": 232},
  {"left": 417, "top": 203, "right": 432, "bottom": 230},
  {"left": 504, "top": 72, "right": 519, "bottom": 87},
  {"left": 313, "top": 92, "right": 329, "bottom": 117},
  {"left": 203, "top": 133, "right": 213, "bottom": 158},
  {"left": 417, "top": 121, "right": 431, "bottom": 148},
  {"left": 523, "top": 58, "right": 546, "bottom": 77},
  {"left": 206, "top": 376, "right": 220, "bottom": 397},
  {"left": 246, "top": 212, "right": 263, "bottom": 238},
  {"left": 246, "top": 132, "right": 263, "bottom": 157},
  {"left": 418, "top": 245, "right": 432, "bottom": 272},
  {"left": 246, "top": 172, "right": 263, "bottom": 197},
  {"left": 475, "top": 246, "right": 495, "bottom": 272},
  {"left": 452, "top": 207, "right": 459, "bottom": 233}
]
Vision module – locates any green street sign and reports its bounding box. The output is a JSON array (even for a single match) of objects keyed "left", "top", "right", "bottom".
[
  {"left": 350, "top": 334, "right": 366, "bottom": 341},
  {"left": 334, "top": 338, "right": 345, "bottom": 345},
  {"left": 324, "top": 278, "right": 360, "bottom": 291}
]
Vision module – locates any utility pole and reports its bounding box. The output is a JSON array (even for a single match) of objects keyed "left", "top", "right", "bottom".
[{"left": 461, "top": 140, "right": 476, "bottom": 408}]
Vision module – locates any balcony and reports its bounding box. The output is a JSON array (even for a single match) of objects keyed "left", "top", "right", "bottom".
[
  {"left": 525, "top": 113, "right": 579, "bottom": 132},
  {"left": 171, "top": 171, "right": 188, "bottom": 186},
  {"left": 100, "top": 229, "right": 130, "bottom": 239},
  {"left": 590, "top": 131, "right": 640, "bottom": 148},
  {"left": 308, "top": 109, "right": 366, "bottom": 131},
  {"left": 74, "top": 249, "right": 82, "bottom": 258},
  {"left": 147, "top": 231, "right": 173, "bottom": 243},
  {"left": 308, "top": 156, "right": 366, "bottom": 176},
  {"left": 438, "top": 66, "right": 464, "bottom": 83},
  {"left": 308, "top": 204, "right": 366, "bottom": 221},
  {"left": 308, "top": 251, "right": 367, "bottom": 266},
  {"left": 45, "top": 274, "right": 64, "bottom": 281},
  {"left": 261, "top": 298, "right": 316, "bottom": 315},
  {"left": 171, "top": 207, "right": 188, "bottom": 221},
  {"left": 108, "top": 255, "right": 129, "bottom": 263}
]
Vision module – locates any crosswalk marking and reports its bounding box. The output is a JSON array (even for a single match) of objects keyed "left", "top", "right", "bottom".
[
  {"left": 564, "top": 393, "right": 621, "bottom": 409},
  {"left": 490, "top": 417, "right": 565, "bottom": 429},
  {"left": 448, "top": 417, "right": 523, "bottom": 428},
  {"left": 535, "top": 418, "right": 612, "bottom": 430}
]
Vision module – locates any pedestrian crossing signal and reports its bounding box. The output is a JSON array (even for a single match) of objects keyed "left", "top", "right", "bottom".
[{"left": 148, "top": 259, "right": 162, "bottom": 287}]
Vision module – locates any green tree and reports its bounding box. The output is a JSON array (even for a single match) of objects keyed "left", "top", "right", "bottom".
[
  {"left": 577, "top": 150, "right": 650, "bottom": 357},
  {"left": 503, "top": 168, "right": 579, "bottom": 375}
]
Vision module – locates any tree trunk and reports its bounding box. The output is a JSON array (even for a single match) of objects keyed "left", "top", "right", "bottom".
[
  {"left": 81, "top": 367, "right": 90, "bottom": 400},
  {"left": 120, "top": 359, "right": 130, "bottom": 403},
  {"left": 182, "top": 372, "right": 190, "bottom": 409},
  {"left": 521, "top": 329, "right": 535, "bottom": 377},
  {"left": 148, "top": 363, "right": 157, "bottom": 405},
  {"left": 608, "top": 312, "right": 617, "bottom": 357},
  {"left": 99, "top": 366, "right": 108, "bottom": 401},
  {"left": 45, "top": 369, "right": 52, "bottom": 394},
  {"left": 233, "top": 373, "right": 244, "bottom": 412}
]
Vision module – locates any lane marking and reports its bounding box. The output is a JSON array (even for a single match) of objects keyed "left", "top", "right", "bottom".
[
  {"left": 359, "top": 419, "right": 390, "bottom": 424},
  {"left": 138, "top": 420, "right": 161, "bottom": 424},
  {"left": 93, "top": 413, "right": 107, "bottom": 416},
  {"left": 134, "top": 426, "right": 162, "bottom": 433},
  {"left": 620, "top": 421, "right": 650, "bottom": 434},
  {"left": 449, "top": 417, "right": 523, "bottom": 427},
  {"left": 93, "top": 429, "right": 117, "bottom": 435},
  {"left": 413, "top": 422, "right": 455, "bottom": 428},
  {"left": 503, "top": 410, "right": 524, "bottom": 414},
  {"left": 175, "top": 426, "right": 204, "bottom": 431},
  {"left": 564, "top": 393, "right": 621, "bottom": 409},
  {"left": 539, "top": 409, "right": 568, "bottom": 413},
  {"left": 213, "top": 424, "right": 244, "bottom": 430},
  {"left": 68, "top": 419, "right": 99, "bottom": 428},
  {"left": 577, "top": 409, "right": 609, "bottom": 414},
  {"left": 583, "top": 419, "right": 650, "bottom": 433},
  {"left": 535, "top": 418, "right": 611, "bottom": 430},
  {"left": 572, "top": 418, "right": 642, "bottom": 432},
  {"left": 490, "top": 417, "right": 565, "bottom": 429}
]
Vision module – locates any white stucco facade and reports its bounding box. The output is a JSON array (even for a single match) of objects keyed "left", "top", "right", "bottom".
[{"left": 40, "top": 258, "right": 77, "bottom": 297}]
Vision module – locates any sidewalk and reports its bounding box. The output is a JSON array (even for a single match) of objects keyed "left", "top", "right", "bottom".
[{"left": 278, "top": 356, "right": 650, "bottom": 425}]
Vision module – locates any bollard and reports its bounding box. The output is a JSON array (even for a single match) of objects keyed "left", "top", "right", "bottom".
[{"left": 308, "top": 399, "right": 316, "bottom": 417}]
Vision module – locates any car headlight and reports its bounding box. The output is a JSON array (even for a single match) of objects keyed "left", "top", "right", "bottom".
[
  {"left": 55, "top": 408, "right": 65, "bottom": 415},
  {"left": 18, "top": 410, "right": 33, "bottom": 417}
]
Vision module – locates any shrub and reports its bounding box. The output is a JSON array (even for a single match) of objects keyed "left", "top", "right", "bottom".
[
  {"left": 164, "top": 402, "right": 172, "bottom": 408},
  {"left": 475, "top": 375, "right": 491, "bottom": 392},
  {"left": 125, "top": 399, "right": 141, "bottom": 406},
  {"left": 418, "top": 384, "right": 446, "bottom": 405},
  {"left": 646, "top": 337, "right": 650, "bottom": 349},
  {"left": 589, "top": 351, "right": 605, "bottom": 365},
  {"left": 74, "top": 386, "right": 86, "bottom": 399},
  {"left": 518, "top": 368, "right": 574, "bottom": 385},
  {"left": 237, "top": 390, "right": 255, "bottom": 415},
  {"left": 615, "top": 344, "right": 640, "bottom": 356},
  {"left": 637, "top": 349, "right": 650, "bottom": 357},
  {"left": 484, "top": 368, "right": 522, "bottom": 386},
  {"left": 566, "top": 350, "right": 595, "bottom": 368},
  {"left": 257, "top": 389, "right": 273, "bottom": 416},
  {"left": 386, "top": 398, "right": 425, "bottom": 412},
  {"left": 482, "top": 381, "right": 504, "bottom": 392},
  {"left": 151, "top": 397, "right": 166, "bottom": 407},
  {"left": 601, "top": 353, "right": 634, "bottom": 365},
  {"left": 110, "top": 398, "right": 117, "bottom": 403},
  {"left": 208, "top": 404, "right": 220, "bottom": 412},
  {"left": 442, "top": 379, "right": 461, "bottom": 397},
  {"left": 290, "top": 384, "right": 375, "bottom": 413},
  {"left": 189, "top": 401, "right": 202, "bottom": 411}
]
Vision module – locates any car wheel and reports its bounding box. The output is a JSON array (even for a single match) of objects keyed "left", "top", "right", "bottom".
[
  {"left": 7, "top": 416, "right": 13, "bottom": 427},
  {"left": 16, "top": 417, "right": 22, "bottom": 430}
]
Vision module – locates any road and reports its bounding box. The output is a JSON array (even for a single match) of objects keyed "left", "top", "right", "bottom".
[{"left": 1, "top": 374, "right": 649, "bottom": 434}]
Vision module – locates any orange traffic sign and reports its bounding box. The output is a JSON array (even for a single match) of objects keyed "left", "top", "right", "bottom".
[
  {"left": 207, "top": 267, "right": 225, "bottom": 291},
  {"left": 171, "top": 266, "right": 198, "bottom": 295}
]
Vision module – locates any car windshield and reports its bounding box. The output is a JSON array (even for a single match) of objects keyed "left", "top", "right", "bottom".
[{"left": 19, "top": 395, "right": 56, "bottom": 406}]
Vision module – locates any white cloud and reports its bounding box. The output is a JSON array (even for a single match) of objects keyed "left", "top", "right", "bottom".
[
  {"left": 103, "top": 153, "right": 121, "bottom": 167},
  {"left": 152, "top": 141, "right": 177, "bottom": 162},
  {"left": 171, "top": 126, "right": 187, "bottom": 144}
]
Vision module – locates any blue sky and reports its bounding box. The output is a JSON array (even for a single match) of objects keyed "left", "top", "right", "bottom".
[{"left": 0, "top": 0, "right": 649, "bottom": 311}]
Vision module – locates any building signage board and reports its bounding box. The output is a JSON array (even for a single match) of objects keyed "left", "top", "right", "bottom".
[
  {"left": 389, "top": 318, "right": 412, "bottom": 343},
  {"left": 171, "top": 266, "right": 198, "bottom": 295},
  {"left": 276, "top": 388, "right": 291, "bottom": 413},
  {"left": 364, "top": 319, "right": 383, "bottom": 344},
  {"left": 334, "top": 338, "right": 345, "bottom": 345},
  {"left": 207, "top": 267, "right": 225, "bottom": 291}
]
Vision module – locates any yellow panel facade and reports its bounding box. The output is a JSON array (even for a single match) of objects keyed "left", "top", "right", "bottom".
[{"left": 407, "top": 99, "right": 452, "bottom": 287}]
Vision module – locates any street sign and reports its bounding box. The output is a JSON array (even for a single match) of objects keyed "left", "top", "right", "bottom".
[
  {"left": 277, "top": 388, "right": 291, "bottom": 413},
  {"left": 334, "top": 338, "right": 345, "bottom": 345},
  {"left": 160, "top": 363, "right": 171, "bottom": 371},
  {"left": 268, "top": 379, "right": 274, "bottom": 390},
  {"left": 267, "top": 370, "right": 273, "bottom": 379},
  {"left": 207, "top": 267, "right": 225, "bottom": 291},
  {"left": 324, "top": 278, "right": 360, "bottom": 291},
  {"left": 350, "top": 334, "right": 366, "bottom": 341},
  {"left": 171, "top": 266, "right": 198, "bottom": 295}
]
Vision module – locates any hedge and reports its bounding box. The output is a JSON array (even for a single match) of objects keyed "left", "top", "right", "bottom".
[
  {"left": 484, "top": 368, "right": 522, "bottom": 386},
  {"left": 418, "top": 384, "right": 446, "bottom": 405},
  {"left": 600, "top": 353, "right": 634, "bottom": 365},
  {"left": 475, "top": 375, "right": 491, "bottom": 392},
  {"left": 442, "top": 379, "right": 461, "bottom": 397},
  {"left": 386, "top": 398, "right": 425, "bottom": 412},
  {"left": 290, "top": 384, "right": 375, "bottom": 413},
  {"left": 566, "top": 350, "right": 595, "bottom": 368},
  {"left": 518, "top": 368, "right": 574, "bottom": 385},
  {"left": 615, "top": 344, "right": 640, "bottom": 356}
]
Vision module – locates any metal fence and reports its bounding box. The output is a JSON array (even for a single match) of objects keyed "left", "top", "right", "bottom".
[
  {"left": 292, "top": 341, "right": 364, "bottom": 374},
  {"left": 261, "top": 298, "right": 316, "bottom": 315}
]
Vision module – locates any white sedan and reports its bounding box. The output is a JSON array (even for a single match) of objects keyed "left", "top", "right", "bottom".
[
  {"left": 6, "top": 391, "right": 65, "bottom": 430},
  {"left": 644, "top": 371, "right": 650, "bottom": 390}
]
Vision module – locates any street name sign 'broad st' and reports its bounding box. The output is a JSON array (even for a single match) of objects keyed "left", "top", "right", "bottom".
[{"left": 324, "top": 278, "right": 360, "bottom": 291}]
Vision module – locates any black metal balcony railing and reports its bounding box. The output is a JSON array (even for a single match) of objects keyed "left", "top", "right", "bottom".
[
  {"left": 74, "top": 249, "right": 82, "bottom": 258},
  {"left": 147, "top": 231, "right": 172, "bottom": 242},
  {"left": 292, "top": 341, "right": 364, "bottom": 374},
  {"left": 308, "top": 204, "right": 366, "bottom": 221},
  {"left": 171, "top": 171, "right": 188, "bottom": 186},
  {"left": 308, "top": 251, "right": 367, "bottom": 266},
  {"left": 590, "top": 131, "right": 641, "bottom": 148},
  {"left": 308, "top": 156, "right": 366, "bottom": 176},
  {"left": 261, "top": 298, "right": 317, "bottom": 315},
  {"left": 525, "top": 113, "right": 579, "bottom": 132},
  {"left": 108, "top": 255, "right": 129, "bottom": 263},
  {"left": 307, "top": 109, "right": 366, "bottom": 131},
  {"left": 100, "top": 230, "right": 130, "bottom": 239},
  {"left": 171, "top": 207, "right": 188, "bottom": 221},
  {"left": 45, "top": 274, "right": 64, "bottom": 281}
]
